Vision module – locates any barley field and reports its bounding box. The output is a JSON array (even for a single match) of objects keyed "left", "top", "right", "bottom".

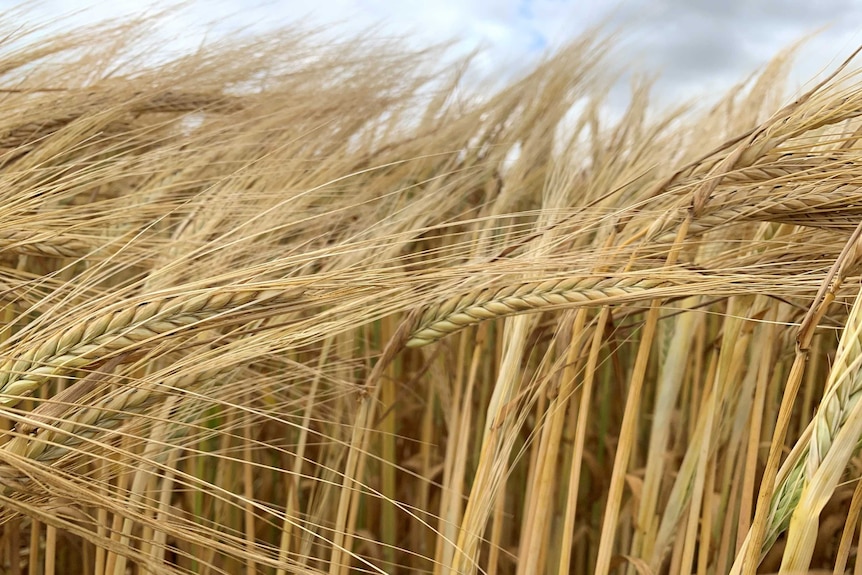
[{"left": 1, "top": 10, "right": 862, "bottom": 575}]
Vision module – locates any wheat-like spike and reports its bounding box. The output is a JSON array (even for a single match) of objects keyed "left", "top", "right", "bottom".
[
  {"left": 761, "top": 443, "right": 808, "bottom": 554},
  {"left": 730, "top": 425, "right": 812, "bottom": 573},
  {"left": 648, "top": 184, "right": 862, "bottom": 244},
  {"left": 11, "top": 355, "right": 128, "bottom": 439},
  {"left": 807, "top": 293, "right": 862, "bottom": 473},
  {"left": 0, "top": 230, "right": 95, "bottom": 258},
  {"left": 754, "top": 283, "right": 862, "bottom": 564},
  {"left": 709, "top": 179, "right": 862, "bottom": 225},
  {"left": 0, "top": 91, "right": 238, "bottom": 148},
  {"left": 779, "top": 283, "right": 862, "bottom": 570},
  {"left": 407, "top": 275, "right": 670, "bottom": 347},
  {"left": 4, "top": 367, "right": 219, "bottom": 464},
  {"left": 132, "top": 91, "right": 242, "bottom": 114},
  {"left": 0, "top": 113, "right": 84, "bottom": 147},
  {"left": 0, "top": 287, "right": 298, "bottom": 406},
  {"left": 718, "top": 154, "right": 851, "bottom": 184}
]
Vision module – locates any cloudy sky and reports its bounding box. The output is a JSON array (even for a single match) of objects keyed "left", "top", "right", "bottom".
[{"left": 10, "top": 0, "right": 862, "bottom": 109}]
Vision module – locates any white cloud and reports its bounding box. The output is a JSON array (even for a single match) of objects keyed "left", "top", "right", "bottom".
[{"left": 4, "top": 0, "right": 862, "bottom": 110}]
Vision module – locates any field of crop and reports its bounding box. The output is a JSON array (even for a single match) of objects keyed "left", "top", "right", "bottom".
[{"left": 2, "top": 10, "right": 862, "bottom": 575}]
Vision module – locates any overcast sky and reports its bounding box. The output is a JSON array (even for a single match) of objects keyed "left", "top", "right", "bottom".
[{"left": 9, "top": 0, "right": 862, "bottom": 110}]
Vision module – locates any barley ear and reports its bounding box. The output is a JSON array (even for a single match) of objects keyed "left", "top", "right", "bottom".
[
  {"left": 778, "top": 282, "right": 862, "bottom": 571},
  {"left": 407, "top": 275, "right": 668, "bottom": 347}
]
